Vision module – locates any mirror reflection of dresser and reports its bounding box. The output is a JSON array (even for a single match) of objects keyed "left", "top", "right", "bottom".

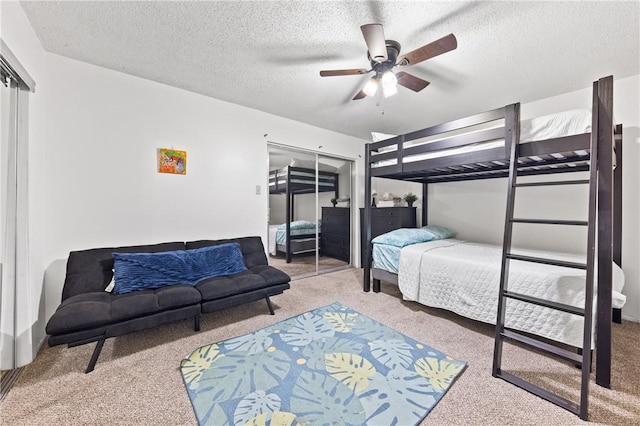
[{"left": 320, "top": 207, "right": 350, "bottom": 262}]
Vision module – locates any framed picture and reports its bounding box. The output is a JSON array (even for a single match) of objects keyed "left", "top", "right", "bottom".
[{"left": 157, "top": 148, "right": 187, "bottom": 175}]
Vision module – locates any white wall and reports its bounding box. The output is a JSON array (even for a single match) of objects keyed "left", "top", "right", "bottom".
[
  {"left": 427, "top": 75, "right": 640, "bottom": 321},
  {"left": 38, "top": 51, "right": 366, "bottom": 292}
]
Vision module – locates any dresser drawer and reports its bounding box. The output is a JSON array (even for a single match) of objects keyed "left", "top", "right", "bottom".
[
  {"left": 321, "top": 233, "right": 349, "bottom": 247},
  {"left": 371, "top": 208, "right": 403, "bottom": 218},
  {"left": 321, "top": 207, "right": 351, "bottom": 262},
  {"left": 323, "top": 207, "right": 349, "bottom": 217},
  {"left": 323, "top": 222, "right": 349, "bottom": 234},
  {"left": 322, "top": 243, "right": 350, "bottom": 261},
  {"left": 371, "top": 217, "right": 402, "bottom": 235}
]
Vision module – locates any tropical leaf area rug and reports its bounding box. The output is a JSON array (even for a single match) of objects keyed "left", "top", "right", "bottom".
[{"left": 180, "top": 302, "right": 467, "bottom": 426}]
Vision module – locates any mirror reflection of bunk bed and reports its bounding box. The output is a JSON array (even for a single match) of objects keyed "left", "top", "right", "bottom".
[
  {"left": 362, "top": 76, "right": 622, "bottom": 420},
  {"left": 268, "top": 166, "right": 338, "bottom": 263}
]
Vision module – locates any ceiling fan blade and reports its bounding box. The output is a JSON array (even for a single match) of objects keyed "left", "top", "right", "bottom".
[
  {"left": 396, "top": 71, "right": 430, "bottom": 92},
  {"left": 320, "top": 68, "right": 369, "bottom": 77},
  {"left": 352, "top": 90, "right": 367, "bottom": 100},
  {"left": 397, "top": 33, "right": 457, "bottom": 66},
  {"left": 361, "top": 23, "right": 388, "bottom": 62}
]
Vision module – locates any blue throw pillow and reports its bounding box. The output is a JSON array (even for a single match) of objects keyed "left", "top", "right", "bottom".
[
  {"left": 372, "top": 228, "right": 436, "bottom": 248},
  {"left": 421, "top": 225, "right": 457, "bottom": 240},
  {"left": 112, "top": 243, "right": 247, "bottom": 295}
]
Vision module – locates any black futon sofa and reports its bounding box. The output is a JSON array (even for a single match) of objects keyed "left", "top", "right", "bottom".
[{"left": 46, "top": 236, "right": 290, "bottom": 373}]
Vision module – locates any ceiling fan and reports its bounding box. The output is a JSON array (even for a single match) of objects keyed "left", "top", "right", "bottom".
[{"left": 320, "top": 24, "right": 457, "bottom": 100}]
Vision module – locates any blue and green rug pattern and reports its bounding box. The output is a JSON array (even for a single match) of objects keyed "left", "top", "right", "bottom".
[{"left": 180, "top": 302, "right": 466, "bottom": 426}]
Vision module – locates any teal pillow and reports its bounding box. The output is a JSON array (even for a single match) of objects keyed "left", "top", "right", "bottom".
[
  {"left": 372, "top": 228, "right": 436, "bottom": 248},
  {"left": 421, "top": 225, "right": 457, "bottom": 240}
]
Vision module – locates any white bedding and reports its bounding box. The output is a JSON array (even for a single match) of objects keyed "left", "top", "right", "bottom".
[
  {"left": 397, "top": 239, "right": 626, "bottom": 348},
  {"left": 372, "top": 109, "right": 591, "bottom": 168},
  {"left": 268, "top": 225, "right": 278, "bottom": 256}
]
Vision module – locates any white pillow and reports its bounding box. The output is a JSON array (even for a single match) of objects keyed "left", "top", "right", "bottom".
[
  {"left": 371, "top": 132, "right": 397, "bottom": 142},
  {"left": 105, "top": 273, "right": 115, "bottom": 292}
]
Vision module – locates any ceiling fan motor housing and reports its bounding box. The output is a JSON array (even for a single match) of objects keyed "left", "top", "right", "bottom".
[{"left": 368, "top": 40, "right": 401, "bottom": 75}]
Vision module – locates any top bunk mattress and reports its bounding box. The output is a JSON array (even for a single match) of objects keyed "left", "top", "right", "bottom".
[{"left": 371, "top": 109, "right": 591, "bottom": 168}]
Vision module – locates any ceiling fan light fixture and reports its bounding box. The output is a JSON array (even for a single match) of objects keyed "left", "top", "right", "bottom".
[
  {"left": 382, "top": 82, "right": 398, "bottom": 98},
  {"left": 380, "top": 70, "right": 398, "bottom": 97},
  {"left": 380, "top": 70, "right": 397, "bottom": 85},
  {"left": 362, "top": 77, "right": 379, "bottom": 97}
]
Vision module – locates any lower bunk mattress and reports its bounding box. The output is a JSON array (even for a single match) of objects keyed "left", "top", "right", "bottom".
[
  {"left": 268, "top": 224, "right": 320, "bottom": 256},
  {"left": 373, "top": 239, "right": 626, "bottom": 348}
]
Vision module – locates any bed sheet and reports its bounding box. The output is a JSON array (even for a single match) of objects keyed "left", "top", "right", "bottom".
[
  {"left": 392, "top": 239, "right": 625, "bottom": 348},
  {"left": 372, "top": 243, "right": 402, "bottom": 274}
]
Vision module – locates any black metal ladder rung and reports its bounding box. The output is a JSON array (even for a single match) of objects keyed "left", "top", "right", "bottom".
[
  {"left": 501, "top": 329, "right": 584, "bottom": 363},
  {"left": 503, "top": 291, "right": 585, "bottom": 316},
  {"left": 506, "top": 253, "right": 587, "bottom": 270},
  {"left": 515, "top": 179, "right": 590, "bottom": 187},
  {"left": 496, "top": 370, "right": 580, "bottom": 416},
  {"left": 510, "top": 218, "right": 588, "bottom": 226}
]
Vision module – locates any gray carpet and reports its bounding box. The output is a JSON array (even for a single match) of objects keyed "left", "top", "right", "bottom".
[{"left": 1, "top": 268, "right": 638, "bottom": 425}]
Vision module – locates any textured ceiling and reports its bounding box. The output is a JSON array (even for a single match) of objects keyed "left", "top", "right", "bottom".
[{"left": 19, "top": 1, "right": 640, "bottom": 140}]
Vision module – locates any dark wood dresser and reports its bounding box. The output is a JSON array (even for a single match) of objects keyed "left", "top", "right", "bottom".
[
  {"left": 321, "top": 207, "right": 350, "bottom": 262},
  {"left": 360, "top": 207, "right": 417, "bottom": 266}
]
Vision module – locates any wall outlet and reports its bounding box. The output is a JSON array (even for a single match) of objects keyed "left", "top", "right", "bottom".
[{"left": 255, "top": 185, "right": 261, "bottom": 195}]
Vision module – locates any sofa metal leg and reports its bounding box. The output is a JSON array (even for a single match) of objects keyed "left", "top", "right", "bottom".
[
  {"left": 194, "top": 314, "right": 201, "bottom": 332},
  {"left": 265, "top": 296, "right": 275, "bottom": 315},
  {"left": 85, "top": 339, "right": 106, "bottom": 374}
]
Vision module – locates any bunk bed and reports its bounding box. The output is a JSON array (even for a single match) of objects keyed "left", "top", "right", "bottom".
[
  {"left": 362, "top": 76, "right": 622, "bottom": 418},
  {"left": 269, "top": 165, "right": 338, "bottom": 262},
  {"left": 268, "top": 220, "right": 321, "bottom": 258}
]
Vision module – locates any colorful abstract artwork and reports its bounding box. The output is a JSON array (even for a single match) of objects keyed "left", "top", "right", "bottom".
[
  {"left": 157, "top": 148, "right": 187, "bottom": 174},
  {"left": 180, "top": 302, "right": 467, "bottom": 425}
]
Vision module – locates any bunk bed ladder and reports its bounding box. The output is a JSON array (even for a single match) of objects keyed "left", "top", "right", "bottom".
[{"left": 492, "top": 104, "right": 599, "bottom": 421}]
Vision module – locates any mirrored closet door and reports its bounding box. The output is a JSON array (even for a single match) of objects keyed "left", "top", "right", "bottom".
[
  {"left": 1, "top": 39, "right": 35, "bottom": 372},
  {"left": 267, "top": 144, "right": 353, "bottom": 278}
]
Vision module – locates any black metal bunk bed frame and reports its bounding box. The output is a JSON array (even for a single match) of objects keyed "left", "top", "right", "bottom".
[
  {"left": 362, "top": 76, "right": 622, "bottom": 420},
  {"left": 269, "top": 166, "right": 339, "bottom": 262}
]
